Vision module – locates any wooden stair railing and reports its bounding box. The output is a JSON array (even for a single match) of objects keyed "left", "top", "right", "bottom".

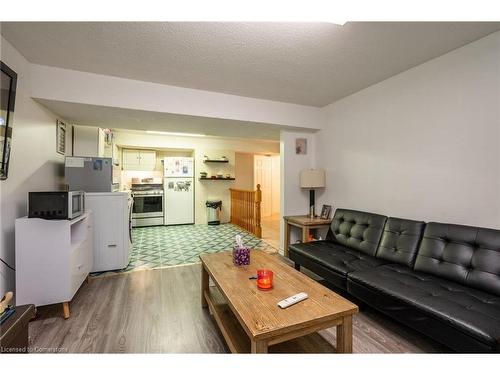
[{"left": 229, "top": 184, "right": 262, "bottom": 238}]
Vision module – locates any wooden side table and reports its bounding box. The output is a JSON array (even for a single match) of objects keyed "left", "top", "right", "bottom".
[
  {"left": 283, "top": 215, "right": 332, "bottom": 257},
  {"left": 0, "top": 304, "right": 35, "bottom": 353}
]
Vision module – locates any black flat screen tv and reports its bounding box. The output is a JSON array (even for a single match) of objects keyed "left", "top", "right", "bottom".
[{"left": 0, "top": 61, "right": 17, "bottom": 180}]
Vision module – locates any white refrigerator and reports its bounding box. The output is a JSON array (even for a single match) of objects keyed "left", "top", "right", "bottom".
[{"left": 164, "top": 157, "right": 195, "bottom": 225}]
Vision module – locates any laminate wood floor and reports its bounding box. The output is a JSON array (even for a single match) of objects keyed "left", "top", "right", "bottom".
[{"left": 28, "top": 261, "right": 449, "bottom": 353}]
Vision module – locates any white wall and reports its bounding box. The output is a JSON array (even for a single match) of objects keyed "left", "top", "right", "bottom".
[
  {"left": 280, "top": 131, "right": 317, "bottom": 252},
  {"left": 113, "top": 130, "right": 279, "bottom": 225},
  {"left": 234, "top": 153, "right": 254, "bottom": 190},
  {"left": 0, "top": 37, "right": 69, "bottom": 296},
  {"left": 317, "top": 31, "right": 500, "bottom": 228}
]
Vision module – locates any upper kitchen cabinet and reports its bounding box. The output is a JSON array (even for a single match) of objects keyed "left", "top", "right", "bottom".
[
  {"left": 73, "top": 125, "right": 106, "bottom": 157},
  {"left": 122, "top": 149, "right": 157, "bottom": 171},
  {"left": 73, "top": 126, "right": 119, "bottom": 165}
]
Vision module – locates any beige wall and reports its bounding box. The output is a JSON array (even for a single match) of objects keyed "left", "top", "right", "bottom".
[
  {"left": 317, "top": 31, "right": 500, "bottom": 228},
  {"left": 234, "top": 153, "right": 254, "bottom": 190},
  {"left": 113, "top": 130, "right": 279, "bottom": 224},
  {"left": 0, "top": 37, "right": 70, "bottom": 296}
]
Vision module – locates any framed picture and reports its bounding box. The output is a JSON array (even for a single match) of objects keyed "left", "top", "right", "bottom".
[
  {"left": 320, "top": 204, "right": 332, "bottom": 220},
  {"left": 295, "top": 138, "right": 307, "bottom": 155},
  {"left": 56, "top": 120, "right": 66, "bottom": 155}
]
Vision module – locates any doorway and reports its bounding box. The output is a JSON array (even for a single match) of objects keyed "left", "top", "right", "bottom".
[{"left": 254, "top": 154, "right": 280, "bottom": 249}]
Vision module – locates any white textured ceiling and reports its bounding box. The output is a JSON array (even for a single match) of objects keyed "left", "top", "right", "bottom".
[
  {"left": 34, "top": 99, "right": 311, "bottom": 140},
  {"left": 2, "top": 22, "right": 500, "bottom": 106}
]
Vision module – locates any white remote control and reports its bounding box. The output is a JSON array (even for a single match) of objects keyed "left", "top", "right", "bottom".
[{"left": 277, "top": 292, "right": 308, "bottom": 309}]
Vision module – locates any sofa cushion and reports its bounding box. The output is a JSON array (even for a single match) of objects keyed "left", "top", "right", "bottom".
[
  {"left": 376, "top": 217, "right": 425, "bottom": 267},
  {"left": 348, "top": 264, "right": 500, "bottom": 347},
  {"left": 289, "top": 240, "right": 387, "bottom": 276},
  {"left": 414, "top": 222, "right": 500, "bottom": 296},
  {"left": 330, "top": 209, "right": 387, "bottom": 256}
]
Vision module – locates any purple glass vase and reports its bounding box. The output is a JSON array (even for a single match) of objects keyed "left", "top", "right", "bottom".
[{"left": 233, "top": 246, "right": 250, "bottom": 266}]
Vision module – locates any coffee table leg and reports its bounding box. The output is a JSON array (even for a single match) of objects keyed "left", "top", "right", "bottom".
[
  {"left": 336, "top": 315, "right": 353, "bottom": 353},
  {"left": 201, "top": 264, "right": 209, "bottom": 308},
  {"left": 251, "top": 339, "right": 268, "bottom": 354}
]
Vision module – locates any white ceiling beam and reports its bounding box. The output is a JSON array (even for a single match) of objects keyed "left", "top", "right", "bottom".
[{"left": 29, "top": 64, "right": 326, "bottom": 130}]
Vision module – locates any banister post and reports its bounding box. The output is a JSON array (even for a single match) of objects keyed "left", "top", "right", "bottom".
[
  {"left": 229, "top": 189, "right": 233, "bottom": 224},
  {"left": 255, "top": 184, "right": 262, "bottom": 238}
]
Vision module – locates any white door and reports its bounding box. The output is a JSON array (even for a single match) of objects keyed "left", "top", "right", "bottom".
[
  {"left": 165, "top": 177, "right": 194, "bottom": 225},
  {"left": 254, "top": 155, "right": 272, "bottom": 217},
  {"left": 271, "top": 155, "right": 280, "bottom": 215}
]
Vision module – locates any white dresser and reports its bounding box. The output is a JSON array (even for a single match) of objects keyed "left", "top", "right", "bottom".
[{"left": 15, "top": 211, "right": 93, "bottom": 318}]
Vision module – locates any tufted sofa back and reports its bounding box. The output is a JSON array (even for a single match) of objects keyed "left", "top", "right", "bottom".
[
  {"left": 330, "top": 209, "right": 387, "bottom": 256},
  {"left": 414, "top": 222, "right": 500, "bottom": 296},
  {"left": 376, "top": 217, "right": 426, "bottom": 267}
]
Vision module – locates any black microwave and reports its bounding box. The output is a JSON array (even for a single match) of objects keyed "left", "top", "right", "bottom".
[{"left": 28, "top": 191, "right": 85, "bottom": 220}]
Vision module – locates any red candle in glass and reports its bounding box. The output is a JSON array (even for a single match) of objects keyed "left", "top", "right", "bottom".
[{"left": 257, "top": 269, "right": 273, "bottom": 290}]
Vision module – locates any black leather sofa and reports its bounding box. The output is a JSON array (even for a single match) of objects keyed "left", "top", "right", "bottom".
[{"left": 289, "top": 208, "right": 500, "bottom": 352}]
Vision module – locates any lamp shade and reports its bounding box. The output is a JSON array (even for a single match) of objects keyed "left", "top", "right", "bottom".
[{"left": 300, "top": 169, "right": 326, "bottom": 188}]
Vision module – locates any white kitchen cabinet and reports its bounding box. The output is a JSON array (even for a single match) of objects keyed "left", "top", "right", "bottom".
[
  {"left": 15, "top": 211, "right": 93, "bottom": 319},
  {"left": 112, "top": 142, "right": 120, "bottom": 166},
  {"left": 122, "top": 149, "right": 156, "bottom": 171},
  {"left": 122, "top": 149, "right": 140, "bottom": 168},
  {"left": 103, "top": 137, "right": 120, "bottom": 166},
  {"left": 140, "top": 150, "right": 157, "bottom": 166},
  {"left": 85, "top": 192, "right": 132, "bottom": 272},
  {"left": 73, "top": 125, "right": 106, "bottom": 157},
  {"left": 73, "top": 126, "right": 120, "bottom": 165}
]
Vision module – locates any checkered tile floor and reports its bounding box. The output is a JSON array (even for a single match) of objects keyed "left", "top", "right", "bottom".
[{"left": 115, "top": 224, "right": 276, "bottom": 273}]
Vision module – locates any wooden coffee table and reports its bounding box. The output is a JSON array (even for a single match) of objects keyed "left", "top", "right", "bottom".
[{"left": 200, "top": 250, "right": 358, "bottom": 353}]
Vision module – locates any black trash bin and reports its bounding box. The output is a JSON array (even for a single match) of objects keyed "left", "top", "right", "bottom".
[{"left": 206, "top": 200, "right": 222, "bottom": 225}]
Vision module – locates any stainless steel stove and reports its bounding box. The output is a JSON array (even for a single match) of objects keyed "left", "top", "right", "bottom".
[{"left": 131, "top": 183, "right": 164, "bottom": 227}]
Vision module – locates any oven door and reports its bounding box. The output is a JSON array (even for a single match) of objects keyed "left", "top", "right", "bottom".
[{"left": 132, "top": 194, "right": 163, "bottom": 218}]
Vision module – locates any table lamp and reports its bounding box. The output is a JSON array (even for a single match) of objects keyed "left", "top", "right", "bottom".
[{"left": 300, "top": 169, "right": 326, "bottom": 219}]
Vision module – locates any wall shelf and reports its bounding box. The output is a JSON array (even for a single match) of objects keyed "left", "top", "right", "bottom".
[
  {"left": 199, "top": 177, "right": 235, "bottom": 181},
  {"left": 203, "top": 159, "right": 229, "bottom": 163}
]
